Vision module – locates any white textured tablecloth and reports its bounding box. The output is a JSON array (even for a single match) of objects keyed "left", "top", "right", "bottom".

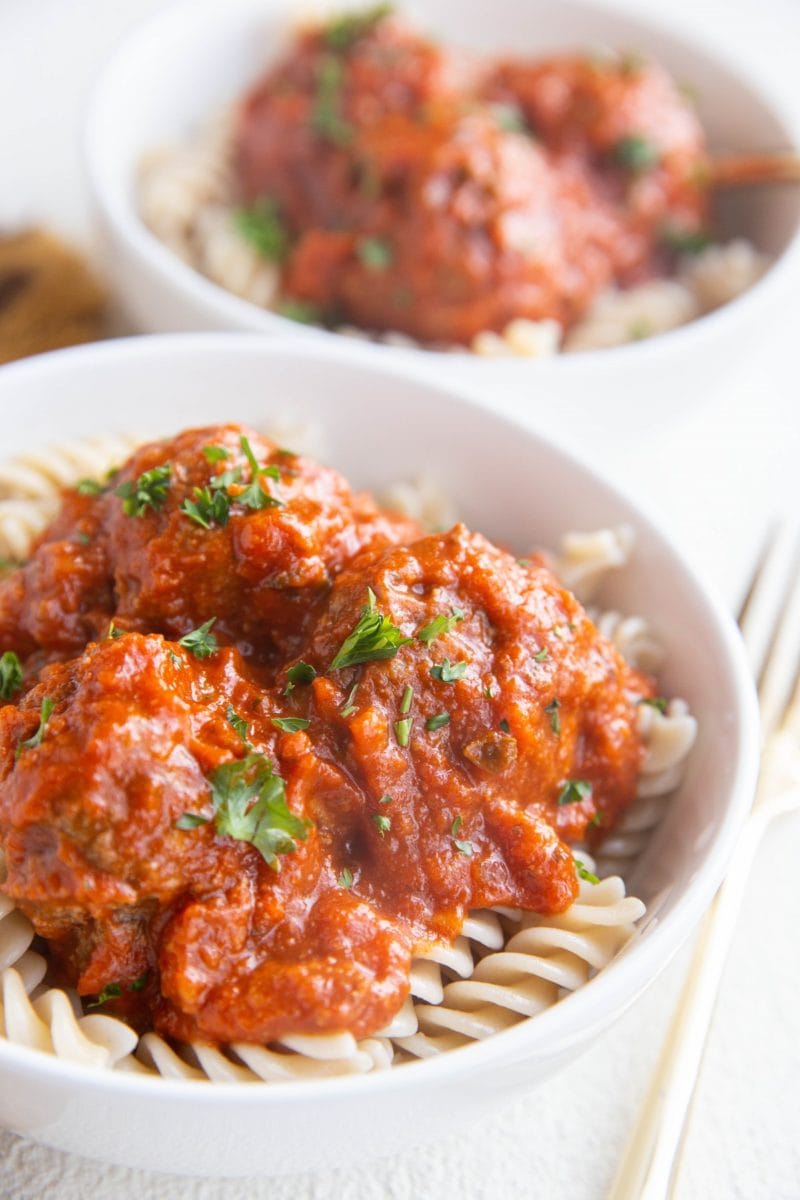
[{"left": 1, "top": 1, "right": 800, "bottom": 1196}]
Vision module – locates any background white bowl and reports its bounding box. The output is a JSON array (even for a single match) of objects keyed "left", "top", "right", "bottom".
[
  {"left": 0, "top": 334, "right": 758, "bottom": 1177},
  {"left": 84, "top": 0, "right": 800, "bottom": 430}
]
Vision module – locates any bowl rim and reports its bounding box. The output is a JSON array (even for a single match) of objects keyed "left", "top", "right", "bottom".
[
  {"left": 0, "top": 332, "right": 761, "bottom": 1104},
  {"left": 83, "top": 0, "right": 800, "bottom": 372}
]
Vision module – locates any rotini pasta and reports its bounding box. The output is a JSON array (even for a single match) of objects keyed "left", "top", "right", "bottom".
[{"left": 0, "top": 435, "right": 694, "bottom": 1084}]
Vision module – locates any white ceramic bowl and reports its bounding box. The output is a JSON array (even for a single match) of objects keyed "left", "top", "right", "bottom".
[
  {"left": 0, "top": 335, "right": 758, "bottom": 1178},
  {"left": 84, "top": 0, "right": 800, "bottom": 430}
]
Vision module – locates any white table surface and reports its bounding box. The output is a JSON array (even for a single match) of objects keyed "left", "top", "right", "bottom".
[{"left": 1, "top": 1, "right": 799, "bottom": 1197}]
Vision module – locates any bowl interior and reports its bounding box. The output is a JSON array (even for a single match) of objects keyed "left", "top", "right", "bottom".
[{"left": 91, "top": 0, "right": 800, "bottom": 262}]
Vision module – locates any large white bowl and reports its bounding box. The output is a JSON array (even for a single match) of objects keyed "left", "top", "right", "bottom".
[
  {"left": 84, "top": 0, "right": 800, "bottom": 429},
  {"left": 0, "top": 335, "right": 758, "bottom": 1177}
]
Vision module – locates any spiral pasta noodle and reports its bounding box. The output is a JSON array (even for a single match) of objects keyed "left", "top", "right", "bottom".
[{"left": 0, "top": 436, "right": 691, "bottom": 1082}]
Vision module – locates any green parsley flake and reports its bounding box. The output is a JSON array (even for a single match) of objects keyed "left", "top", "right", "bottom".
[
  {"left": 276, "top": 299, "right": 325, "bottom": 325},
  {"left": 311, "top": 54, "right": 353, "bottom": 146},
  {"left": 426, "top": 712, "right": 450, "bottom": 732},
  {"left": 400, "top": 685, "right": 414, "bottom": 715},
  {"left": 233, "top": 199, "right": 289, "bottom": 262},
  {"left": 179, "top": 618, "right": 219, "bottom": 659},
  {"left": 491, "top": 103, "right": 528, "bottom": 134},
  {"left": 324, "top": 3, "right": 393, "bottom": 50},
  {"left": 208, "top": 753, "right": 311, "bottom": 870},
  {"left": 483, "top": 684, "right": 494, "bottom": 699},
  {"left": 0, "top": 651, "right": 23, "bottom": 701},
  {"left": 181, "top": 486, "right": 231, "bottom": 529},
  {"left": 284, "top": 661, "right": 317, "bottom": 695},
  {"left": 76, "top": 478, "right": 103, "bottom": 496},
  {"left": 499, "top": 718, "right": 511, "bottom": 733},
  {"left": 107, "top": 622, "right": 125, "bottom": 640},
  {"left": 357, "top": 237, "right": 392, "bottom": 271},
  {"left": 557, "top": 779, "right": 593, "bottom": 806},
  {"left": 331, "top": 588, "right": 410, "bottom": 670},
  {"left": 175, "top": 812, "right": 209, "bottom": 830},
  {"left": 340, "top": 678, "right": 360, "bottom": 717},
  {"left": 271, "top": 716, "right": 311, "bottom": 733},
  {"left": 86, "top": 982, "right": 122, "bottom": 1010},
  {"left": 660, "top": 225, "right": 712, "bottom": 256},
  {"left": 372, "top": 813, "right": 391, "bottom": 837},
  {"left": 613, "top": 134, "right": 660, "bottom": 173},
  {"left": 534, "top": 647, "right": 549, "bottom": 662},
  {"left": 451, "top": 815, "right": 474, "bottom": 857},
  {"left": 430, "top": 658, "right": 467, "bottom": 684},
  {"left": 226, "top": 705, "right": 250, "bottom": 744},
  {"left": 202, "top": 445, "right": 230, "bottom": 463},
  {"left": 16, "top": 697, "right": 54, "bottom": 758},
  {"left": 417, "top": 608, "right": 464, "bottom": 644},
  {"left": 379, "top": 794, "right": 393, "bottom": 804},
  {"left": 115, "top": 464, "right": 171, "bottom": 517},
  {"left": 575, "top": 858, "right": 600, "bottom": 885},
  {"left": 639, "top": 696, "right": 668, "bottom": 713},
  {"left": 338, "top": 867, "right": 354, "bottom": 889},
  {"left": 545, "top": 698, "right": 561, "bottom": 735},
  {"left": 237, "top": 435, "right": 282, "bottom": 511},
  {"left": 394, "top": 716, "right": 413, "bottom": 747}
]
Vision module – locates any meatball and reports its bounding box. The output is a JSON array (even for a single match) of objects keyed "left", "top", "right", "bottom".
[{"left": 483, "top": 54, "right": 710, "bottom": 278}]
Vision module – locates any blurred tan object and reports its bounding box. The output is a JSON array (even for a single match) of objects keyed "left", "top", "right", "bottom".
[{"left": 0, "top": 228, "right": 108, "bottom": 366}]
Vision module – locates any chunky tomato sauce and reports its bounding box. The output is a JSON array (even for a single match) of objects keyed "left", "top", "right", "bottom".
[
  {"left": 0, "top": 426, "right": 652, "bottom": 1043},
  {"left": 234, "top": 10, "right": 709, "bottom": 344}
]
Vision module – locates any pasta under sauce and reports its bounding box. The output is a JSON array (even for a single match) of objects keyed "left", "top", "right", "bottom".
[{"left": 0, "top": 426, "right": 652, "bottom": 1044}]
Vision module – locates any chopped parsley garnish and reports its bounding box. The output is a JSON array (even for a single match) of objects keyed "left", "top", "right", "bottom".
[
  {"left": 491, "top": 103, "right": 528, "bottom": 134},
  {"left": 338, "top": 866, "right": 354, "bottom": 889},
  {"left": 451, "top": 815, "right": 474, "bottom": 857},
  {"left": 0, "top": 651, "right": 23, "bottom": 701},
  {"left": 379, "top": 794, "right": 393, "bottom": 804},
  {"left": 426, "top": 712, "right": 450, "bottom": 732},
  {"left": 87, "top": 982, "right": 122, "bottom": 1009},
  {"left": 484, "top": 684, "right": 494, "bottom": 699},
  {"left": 115, "top": 464, "right": 171, "bottom": 517},
  {"left": 76, "top": 532, "right": 92, "bottom": 546},
  {"left": 545, "top": 698, "right": 561, "bottom": 735},
  {"left": 534, "top": 647, "right": 549, "bottom": 662},
  {"left": 76, "top": 478, "right": 103, "bottom": 496},
  {"left": 357, "top": 237, "right": 392, "bottom": 271},
  {"left": 340, "top": 678, "right": 360, "bottom": 717},
  {"left": 557, "top": 779, "right": 593, "bottom": 806},
  {"left": 181, "top": 486, "right": 231, "bottom": 529},
  {"left": 311, "top": 54, "right": 353, "bottom": 146},
  {"left": 613, "top": 134, "right": 660, "bottom": 173},
  {"left": 639, "top": 696, "right": 668, "bottom": 714},
  {"left": 499, "top": 718, "right": 510, "bottom": 733},
  {"left": 660, "top": 225, "right": 713, "bottom": 256},
  {"left": 226, "top": 705, "right": 250, "bottom": 744},
  {"left": 271, "top": 716, "right": 310, "bottom": 733},
  {"left": 417, "top": 608, "right": 464, "bottom": 644},
  {"left": 284, "top": 661, "right": 317, "bottom": 695},
  {"left": 16, "top": 697, "right": 54, "bottom": 758},
  {"left": 430, "top": 658, "right": 467, "bottom": 684},
  {"left": 575, "top": 858, "right": 600, "bottom": 885},
  {"left": 202, "top": 445, "right": 230, "bottom": 463},
  {"left": 324, "top": 3, "right": 393, "bottom": 50},
  {"left": 400, "top": 685, "right": 414, "bottom": 715},
  {"left": 330, "top": 588, "right": 410, "bottom": 670},
  {"left": 167, "top": 649, "right": 183, "bottom": 668},
  {"left": 237, "top": 435, "right": 282, "bottom": 511},
  {"left": 394, "top": 716, "right": 413, "bottom": 747},
  {"left": 207, "top": 753, "right": 311, "bottom": 870},
  {"left": 276, "top": 299, "right": 325, "bottom": 325},
  {"left": 372, "top": 813, "right": 391, "bottom": 837},
  {"left": 179, "top": 618, "right": 218, "bottom": 659},
  {"left": 107, "top": 622, "right": 126, "bottom": 640},
  {"left": 130, "top": 972, "right": 149, "bottom": 992},
  {"left": 233, "top": 199, "right": 289, "bottom": 262},
  {"left": 175, "top": 812, "right": 209, "bottom": 830}
]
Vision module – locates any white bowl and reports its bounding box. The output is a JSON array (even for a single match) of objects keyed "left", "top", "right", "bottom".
[
  {"left": 84, "top": 0, "right": 800, "bottom": 430},
  {"left": 0, "top": 334, "right": 758, "bottom": 1177}
]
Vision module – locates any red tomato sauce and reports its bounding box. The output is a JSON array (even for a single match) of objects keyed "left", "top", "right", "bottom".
[
  {"left": 234, "top": 12, "right": 709, "bottom": 344},
  {"left": 0, "top": 426, "right": 652, "bottom": 1043}
]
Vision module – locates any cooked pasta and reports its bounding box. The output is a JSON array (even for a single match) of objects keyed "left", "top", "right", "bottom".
[{"left": 0, "top": 433, "right": 695, "bottom": 1083}]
